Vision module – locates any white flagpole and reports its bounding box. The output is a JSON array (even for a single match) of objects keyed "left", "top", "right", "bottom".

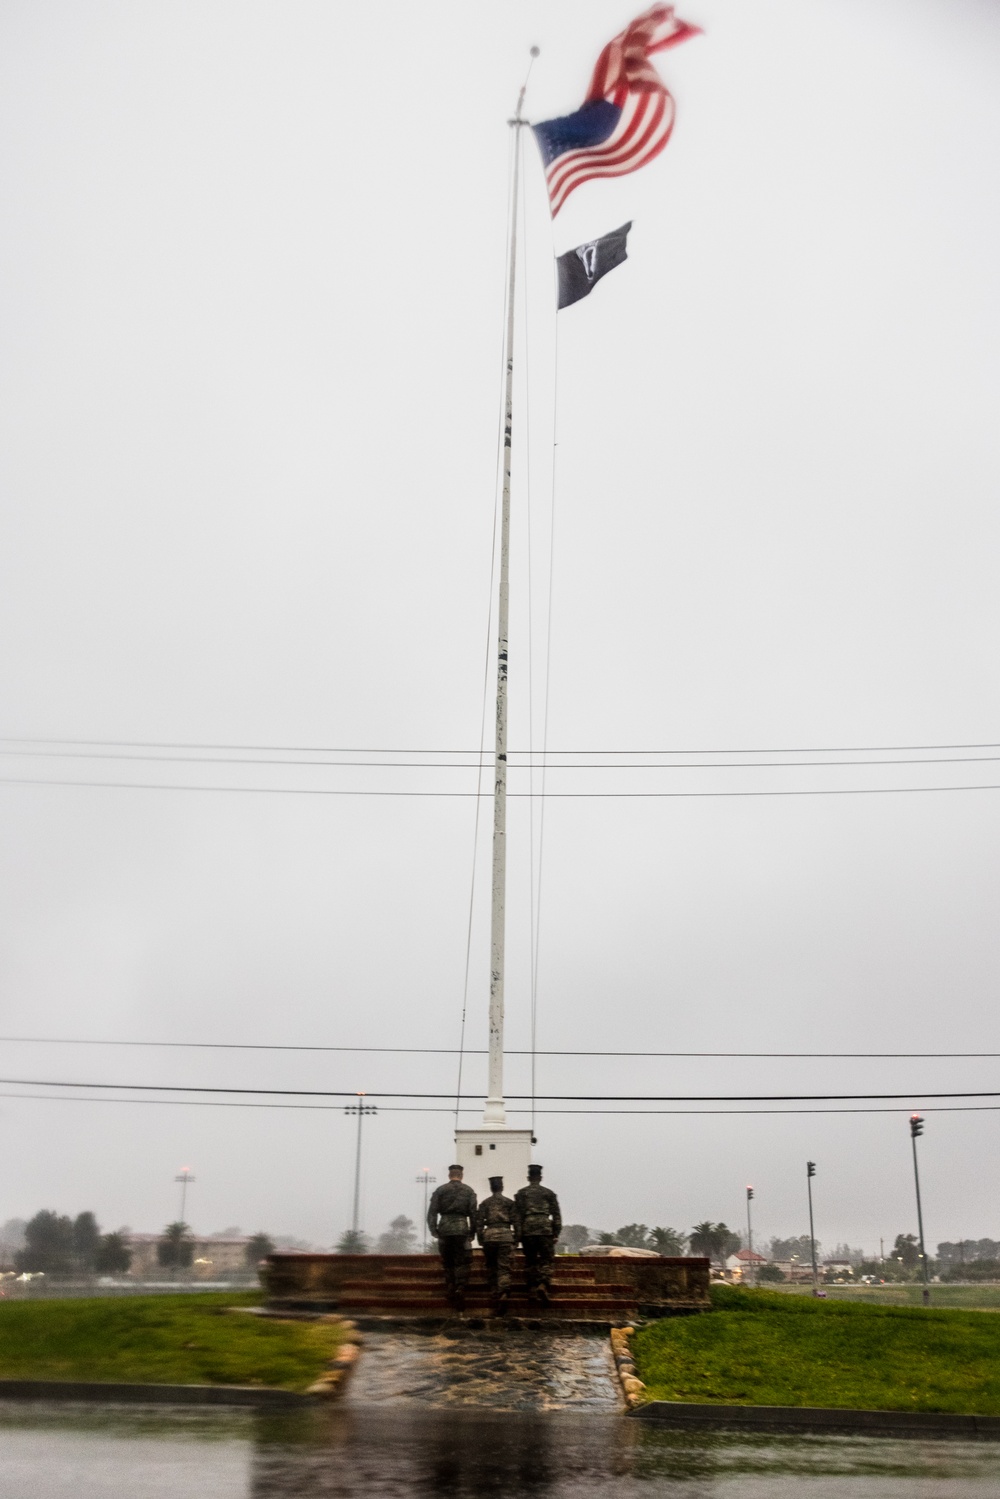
[{"left": 484, "top": 56, "right": 536, "bottom": 1127}]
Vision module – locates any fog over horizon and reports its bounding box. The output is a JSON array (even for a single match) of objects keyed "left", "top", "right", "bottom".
[{"left": 1, "top": 0, "right": 999, "bottom": 1260}]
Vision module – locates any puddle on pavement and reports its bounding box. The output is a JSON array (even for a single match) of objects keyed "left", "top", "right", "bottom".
[{"left": 4, "top": 1404, "right": 1000, "bottom": 1497}]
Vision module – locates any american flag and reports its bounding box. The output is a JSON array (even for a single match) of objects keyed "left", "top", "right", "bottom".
[{"left": 533, "top": 6, "right": 700, "bottom": 218}]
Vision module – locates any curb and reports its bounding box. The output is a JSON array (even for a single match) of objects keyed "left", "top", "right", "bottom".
[
  {"left": 609, "top": 1326, "right": 645, "bottom": 1409},
  {"left": 0, "top": 1380, "right": 313, "bottom": 1407},
  {"left": 632, "top": 1400, "right": 1000, "bottom": 1440},
  {"left": 304, "top": 1320, "right": 363, "bottom": 1398},
  {"left": 228, "top": 1306, "right": 363, "bottom": 1400}
]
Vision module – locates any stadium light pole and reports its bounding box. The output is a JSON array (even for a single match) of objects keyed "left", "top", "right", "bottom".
[
  {"left": 344, "top": 1092, "right": 377, "bottom": 1236},
  {"left": 910, "top": 1115, "right": 930, "bottom": 1307},
  {"left": 746, "top": 1186, "right": 755, "bottom": 1286},
  {"left": 175, "top": 1167, "right": 195, "bottom": 1226},
  {"left": 806, "top": 1161, "right": 820, "bottom": 1295},
  {"left": 416, "top": 1170, "right": 436, "bottom": 1251}
]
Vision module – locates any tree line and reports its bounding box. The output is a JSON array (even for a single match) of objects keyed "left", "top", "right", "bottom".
[
  {"left": 334, "top": 1217, "right": 743, "bottom": 1259},
  {"left": 4, "top": 1211, "right": 132, "bottom": 1276},
  {"left": 3, "top": 1212, "right": 276, "bottom": 1276}
]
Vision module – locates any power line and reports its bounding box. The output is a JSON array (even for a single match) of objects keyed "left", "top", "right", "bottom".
[
  {"left": 3, "top": 1036, "right": 1000, "bottom": 1059},
  {"left": 4, "top": 776, "right": 1000, "bottom": 799},
  {"left": 3, "top": 1091, "right": 1000, "bottom": 1117},
  {"left": 4, "top": 748, "right": 1000, "bottom": 770},
  {"left": 3, "top": 736, "right": 999, "bottom": 754},
  {"left": 4, "top": 1075, "right": 1000, "bottom": 1101}
]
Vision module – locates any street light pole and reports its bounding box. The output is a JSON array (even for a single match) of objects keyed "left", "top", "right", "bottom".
[
  {"left": 746, "top": 1186, "right": 754, "bottom": 1286},
  {"left": 806, "top": 1161, "right": 820, "bottom": 1296},
  {"left": 344, "top": 1093, "right": 377, "bottom": 1238},
  {"left": 416, "top": 1170, "right": 436, "bottom": 1252},
  {"left": 174, "top": 1167, "right": 195, "bottom": 1226},
  {"left": 910, "top": 1114, "right": 930, "bottom": 1307}
]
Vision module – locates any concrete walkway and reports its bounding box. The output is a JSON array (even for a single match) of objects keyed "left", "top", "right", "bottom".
[{"left": 346, "top": 1328, "right": 621, "bottom": 1412}]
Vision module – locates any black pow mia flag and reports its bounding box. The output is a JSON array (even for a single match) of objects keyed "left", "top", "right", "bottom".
[{"left": 556, "top": 221, "right": 632, "bottom": 310}]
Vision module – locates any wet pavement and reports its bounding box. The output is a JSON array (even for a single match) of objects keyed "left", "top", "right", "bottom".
[
  {"left": 348, "top": 1329, "right": 621, "bottom": 1411},
  {"left": 4, "top": 1403, "right": 1000, "bottom": 1497},
  {"left": 4, "top": 1329, "right": 1000, "bottom": 1495}
]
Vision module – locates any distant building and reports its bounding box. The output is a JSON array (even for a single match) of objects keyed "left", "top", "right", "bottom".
[
  {"left": 125, "top": 1233, "right": 256, "bottom": 1279},
  {"left": 725, "top": 1249, "right": 767, "bottom": 1280},
  {"left": 771, "top": 1257, "right": 818, "bottom": 1283},
  {"left": 823, "top": 1258, "right": 854, "bottom": 1279}
]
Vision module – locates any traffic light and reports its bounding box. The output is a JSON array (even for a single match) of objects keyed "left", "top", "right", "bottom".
[
  {"left": 910, "top": 1115, "right": 924, "bottom": 1139},
  {"left": 807, "top": 1161, "right": 816, "bottom": 1178},
  {"left": 746, "top": 1185, "right": 754, "bottom": 1200}
]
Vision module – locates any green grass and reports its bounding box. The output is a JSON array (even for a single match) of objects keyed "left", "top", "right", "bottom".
[
  {"left": 0, "top": 1293, "right": 345, "bottom": 1393},
  {"left": 774, "top": 1282, "right": 1000, "bottom": 1312},
  {"left": 632, "top": 1285, "right": 1000, "bottom": 1415}
]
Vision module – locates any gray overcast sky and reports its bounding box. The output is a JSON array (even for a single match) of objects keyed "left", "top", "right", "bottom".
[{"left": 1, "top": 0, "right": 999, "bottom": 1255}]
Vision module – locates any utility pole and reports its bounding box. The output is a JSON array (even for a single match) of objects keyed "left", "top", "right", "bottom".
[
  {"left": 910, "top": 1115, "right": 930, "bottom": 1307},
  {"left": 344, "top": 1093, "right": 377, "bottom": 1238},
  {"left": 746, "top": 1186, "right": 754, "bottom": 1286},
  {"left": 174, "top": 1167, "right": 195, "bottom": 1226},
  {"left": 806, "top": 1161, "right": 820, "bottom": 1295},
  {"left": 416, "top": 1170, "right": 436, "bottom": 1252}
]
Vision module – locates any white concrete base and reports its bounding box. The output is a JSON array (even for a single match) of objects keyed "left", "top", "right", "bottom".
[{"left": 454, "top": 1127, "right": 533, "bottom": 1205}]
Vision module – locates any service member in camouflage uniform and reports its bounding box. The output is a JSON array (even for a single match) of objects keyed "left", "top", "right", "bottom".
[
  {"left": 475, "top": 1175, "right": 518, "bottom": 1314},
  {"left": 426, "top": 1164, "right": 477, "bottom": 1311},
  {"left": 514, "top": 1163, "right": 562, "bottom": 1304}
]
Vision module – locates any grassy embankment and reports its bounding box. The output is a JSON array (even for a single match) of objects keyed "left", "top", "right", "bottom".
[
  {"left": 632, "top": 1285, "right": 1000, "bottom": 1414},
  {"left": 0, "top": 1292, "right": 344, "bottom": 1392}
]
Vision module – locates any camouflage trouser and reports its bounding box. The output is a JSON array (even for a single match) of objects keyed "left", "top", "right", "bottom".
[
  {"left": 521, "top": 1234, "right": 555, "bottom": 1292},
  {"left": 438, "top": 1235, "right": 472, "bottom": 1294},
  {"left": 482, "top": 1242, "right": 513, "bottom": 1295}
]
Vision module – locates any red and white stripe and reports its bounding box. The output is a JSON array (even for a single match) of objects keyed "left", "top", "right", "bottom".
[{"left": 544, "top": 5, "right": 700, "bottom": 217}]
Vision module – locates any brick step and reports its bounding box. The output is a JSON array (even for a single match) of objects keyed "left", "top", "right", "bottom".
[
  {"left": 354, "top": 1272, "right": 602, "bottom": 1283},
  {"left": 334, "top": 1273, "right": 619, "bottom": 1290},
  {"left": 319, "top": 1256, "right": 603, "bottom": 1272},
  {"left": 336, "top": 1292, "right": 640, "bottom": 1307},
  {"left": 335, "top": 1289, "right": 632, "bottom": 1301},
  {"left": 335, "top": 1299, "right": 641, "bottom": 1316},
  {"left": 337, "top": 1308, "right": 638, "bottom": 1322},
  {"left": 331, "top": 1265, "right": 601, "bottom": 1278},
  {"left": 336, "top": 1288, "right": 638, "bottom": 1306}
]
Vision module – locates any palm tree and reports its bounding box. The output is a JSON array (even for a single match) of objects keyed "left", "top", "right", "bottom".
[
  {"left": 689, "top": 1222, "right": 739, "bottom": 1265},
  {"left": 157, "top": 1222, "right": 193, "bottom": 1271},
  {"left": 713, "top": 1223, "right": 741, "bottom": 1261},
  {"left": 689, "top": 1221, "right": 717, "bottom": 1260},
  {"left": 244, "top": 1232, "right": 275, "bottom": 1267},
  {"left": 649, "top": 1226, "right": 685, "bottom": 1255}
]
